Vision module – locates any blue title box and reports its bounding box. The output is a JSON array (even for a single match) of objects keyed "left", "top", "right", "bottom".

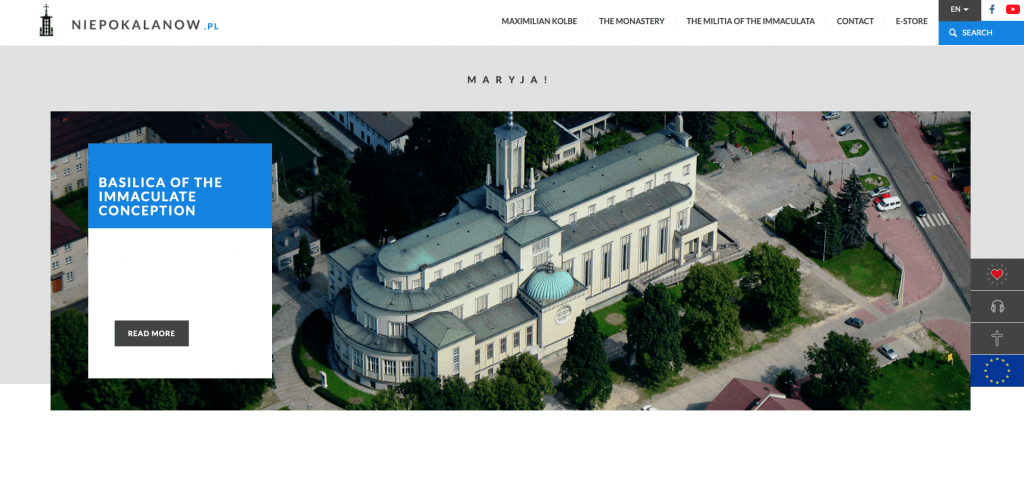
[{"left": 88, "top": 143, "right": 271, "bottom": 229}]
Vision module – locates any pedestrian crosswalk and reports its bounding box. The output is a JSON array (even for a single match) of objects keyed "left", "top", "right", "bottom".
[{"left": 917, "top": 212, "right": 951, "bottom": 228}]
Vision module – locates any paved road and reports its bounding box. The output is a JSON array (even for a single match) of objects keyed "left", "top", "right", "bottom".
[{"left": 852, "top": 112, "right": 971, "bottom": 311}]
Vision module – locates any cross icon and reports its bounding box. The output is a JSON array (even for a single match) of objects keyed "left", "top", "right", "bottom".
[{"left": 993, "top": 330, "right": 1004, "bottom": 347}]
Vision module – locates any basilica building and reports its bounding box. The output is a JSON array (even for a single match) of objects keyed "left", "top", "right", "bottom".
[{"left": 325, "top": 113, "right": 719, "bottom": 390}]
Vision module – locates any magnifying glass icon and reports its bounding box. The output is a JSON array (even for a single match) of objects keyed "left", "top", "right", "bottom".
[{"left": 949, "top": 28, "right": 957, "bottom": 37}]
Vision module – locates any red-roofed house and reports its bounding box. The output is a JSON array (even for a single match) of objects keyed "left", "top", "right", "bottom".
[
  {"left": 51, "top": 203, "right": 88, "bottom": 310},
  {"left": 705, "top": 378, "right": 811, "bottom": 411}
]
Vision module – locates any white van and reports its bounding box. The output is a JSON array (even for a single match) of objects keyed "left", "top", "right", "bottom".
[{"left": 875, "top": 195, "right": 902, "bottom": 212}]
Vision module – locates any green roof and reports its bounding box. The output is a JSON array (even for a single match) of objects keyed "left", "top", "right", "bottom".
[
  {"left": 352, "top": 254, "right": 520, "bottom": 313},
  {"left": 463, "top": 297, "right": 537, "bottom": 342},
  {"left": 535, "top": 130, "right": 697, "bottom": 216},
  {"left": 504, "top": 214, "right": 561, "bottom": 247},
  {"left": 561, "top": 182, "right": 695, "bottom": 252},
  {"left": 411, "top": 312, "right": 475, "bottom": 349},
  {"left": 327, "top": 239, "right": 377, "bottom": 271},
  {"left": 376, "top": 209, "right": 504, "bottom": 274}
]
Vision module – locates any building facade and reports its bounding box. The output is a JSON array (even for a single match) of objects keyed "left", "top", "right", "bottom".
[
  {"left": 325, "top": 113, "right": 719, "bottom": 390},
  {"left": 51, "top": 204, "right": 88, "bottom": 310},
  {"left": 273, "top": 226, "right": 321, "bottom": 271},
  {"left": 327, "top": 111, "right": 419, "bottom": 154}
]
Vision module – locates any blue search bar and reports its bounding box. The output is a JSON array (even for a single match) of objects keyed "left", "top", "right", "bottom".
[{"left": 940, "top": 21, "right": 1024, "bottom": 45}]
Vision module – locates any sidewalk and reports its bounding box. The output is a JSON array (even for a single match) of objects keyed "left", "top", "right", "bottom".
[
  {"left": 299, "top": 112, "right": 362, "bottom": 159},
  {"left": 888, "top": 111, "right": 971, "bottom": 251}
]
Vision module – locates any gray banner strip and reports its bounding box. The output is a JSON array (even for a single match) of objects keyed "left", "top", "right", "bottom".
[{"left": 114, "top": 321, "right": 189, "bottom": 347}]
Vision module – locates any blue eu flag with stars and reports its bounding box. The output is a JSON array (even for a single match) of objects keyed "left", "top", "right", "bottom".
[{"left": 972, "top": 355, "right": 1024, "bottom": 387}]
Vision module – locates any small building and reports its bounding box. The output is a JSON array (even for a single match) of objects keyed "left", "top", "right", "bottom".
[
  {"left": 51, "top": 203, "right": 88, "bottom": 310},
  {"left": 544, "top": 123, "right": 582, "bottom": 170},
  {"left": 926, "top": 128, "right": 945, "bottom": 146},
  {"left": 328, "top": 111, "right": 419, "bottom": 154},
  {"left": 555, "top": 112, "right": 615, "bottom": 141},
  {"left": 273, "top": 226, "right": 321, "bottom": 271},
  {"left": 705, "top": 378, "right": 811, "bottom": 410}
]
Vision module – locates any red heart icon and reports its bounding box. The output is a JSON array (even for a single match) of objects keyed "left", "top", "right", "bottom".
[{"left": 992, "top": 269, "right": 1004, "bottom": 280}]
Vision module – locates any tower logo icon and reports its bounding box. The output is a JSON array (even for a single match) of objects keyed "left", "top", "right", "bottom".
[{"left": 40, "top": 5, "right": 54, "bottom": 37}]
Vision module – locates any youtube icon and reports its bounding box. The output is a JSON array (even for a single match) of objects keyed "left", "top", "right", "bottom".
[{"left": 1009, "top": 4, "right": 1021, "bottom": 14}]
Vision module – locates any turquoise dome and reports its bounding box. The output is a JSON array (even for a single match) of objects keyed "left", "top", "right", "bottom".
[{"left": 526, "top": 269, "right": 574, "bottom": 301}]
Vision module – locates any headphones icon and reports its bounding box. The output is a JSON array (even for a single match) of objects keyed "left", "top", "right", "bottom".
[{"left": 992, "top": 299, "right": 1005, "bottom": 313}]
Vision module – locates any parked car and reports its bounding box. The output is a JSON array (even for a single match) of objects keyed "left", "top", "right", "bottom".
[
  {"left": 874, "top": 115, "right": 889, "bottom": 128},
  {"left": 911, "top": 200, "right": 927, "bottom": 217},
  {"left": 875, "top": 195, "right": 902, "bottom": 212},
  {"left": 837, "top": 124, "right": 855, "bottom": 136},
  {"left": 823, "top": 111, "right": 840, "bottom": 120},
  {"left": 880, "top": 345, "right": 898, "bottom": 360},
  {"left": 845, "top": 317, "right": 864, "bottom": 328},
  {"left": 640, "top": 405, "right": 657, "bottom": 411},
  {"left": 868, "top": 186, "right": 891, "bottom": 198}
]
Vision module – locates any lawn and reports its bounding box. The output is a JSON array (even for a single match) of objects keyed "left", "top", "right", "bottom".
[
  {"left": 712, "top": 112, "right": 777, "bottom": 155},
  {"left": 859, "top": 351, "right": 970, "bottom": 410},
  {"left": 813, "top": 244, "right": 901, "bottom": 298},
  {"left": 593, "top": 299, "right": 631, "bottom": 339},
  {"left": 53, "top": 187, "right": 89, "bottom": 233},
  {"left": 272, "top": 304, "right": 281, "bottom": 316},
  {"left": 223, "top": 112, "right": 316, "bottom": 172},
  {"left": 839, "top": 139, "right": 870, "bottom": 158},
  {"left": 296, "top": 314, "right": 374, "bottom": 408},
  {"left": 698, "top": 160, "right": 721, "bottom": 175},
  {"left": 585, "top": 129, "right": 637, "bottom": 156},
  {"left": 929, "top": 122, "right": 970, "bottom": 152},
  {"left": 727, "top": 257, "right": 747, "bottom": 278},
  {"left": 859, "top": 173, "right": 890, "bottom": 191}
]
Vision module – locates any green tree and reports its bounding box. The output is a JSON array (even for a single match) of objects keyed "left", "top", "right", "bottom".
[
  {"left": 559, "top": 312, "right": 613, "bottom": 410},
  {"left": 294, "top": 235, "right": 315, "bottom": 289},
  {"left": 679, "top": 263, "right": 742, "bottom": 364},
  {"left": 836, "top": 170, "right": 870, "bottom": 249},
  {"left": 397, "top": 376, "right": 446, "bottom": 410},
  {"left": 441, "top": 376, "right": 477, "bottom": 410},
  {"left": 740, "top": 243, "right": 802, "bottom": 329},
  {"left": 127, "top": 379, "right": 178, "bottom": 410},
  {"left": 774, "top": 368, "right": 798, "bottom": 396},
  {"left": 616, "top": 112, "right": 670, "bottom": 133},
  {"left": 497, "top": 353, "right": 555, "bottom": 410},
  {"left": 472, "top": 375, "right": 529, "bottom": 410},
  {"left": 405, "top": 112, "right": 493, "bottom": 214},
  {"left": 51, "top": 310, "right": 88, "bottom": 392},
  {"left": 312, "top": 170, "right": 367, "bottom": 252},
  {"left": 685, "top": 111, "right": 719, "bottom": 143},
  {"left": 367, "top": 387, "right": 415, "bottom": 410},
  {"left": 811, "top": 194, "right": 843, "bottom": 260},
  {"left": 81, "top": 379, "right": 132, "bottom": 410},
  {"left": 624, "top": 283, "right": 685, "bottom": 385},
  {"left": 774, "top": 206, "right": 805, "bottom": 240},
  {"left": 803, "top": 331, "right": 878, "bottom": 409}
]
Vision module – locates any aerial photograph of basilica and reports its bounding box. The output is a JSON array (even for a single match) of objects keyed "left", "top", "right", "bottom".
[{"left": 51, "top": 110, "right": 971, "bottom": 411}]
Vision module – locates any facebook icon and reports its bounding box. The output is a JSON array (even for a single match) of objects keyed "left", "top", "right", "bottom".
[{"left": 991, "top": 4, "right": 996, "bottom": 13}]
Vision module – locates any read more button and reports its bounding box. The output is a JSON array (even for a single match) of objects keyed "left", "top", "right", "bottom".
[{"left": 114, "top": 321, "right": 189, "bottom": 347}]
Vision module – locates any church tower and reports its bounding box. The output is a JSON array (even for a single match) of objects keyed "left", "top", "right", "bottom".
[{"left": 486, "top": 112, "right": 537, "bottom": 223}]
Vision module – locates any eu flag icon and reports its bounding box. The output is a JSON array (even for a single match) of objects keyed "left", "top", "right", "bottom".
[{"left": 972, "top": 355, "right": 1024, "bottom": 387}]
